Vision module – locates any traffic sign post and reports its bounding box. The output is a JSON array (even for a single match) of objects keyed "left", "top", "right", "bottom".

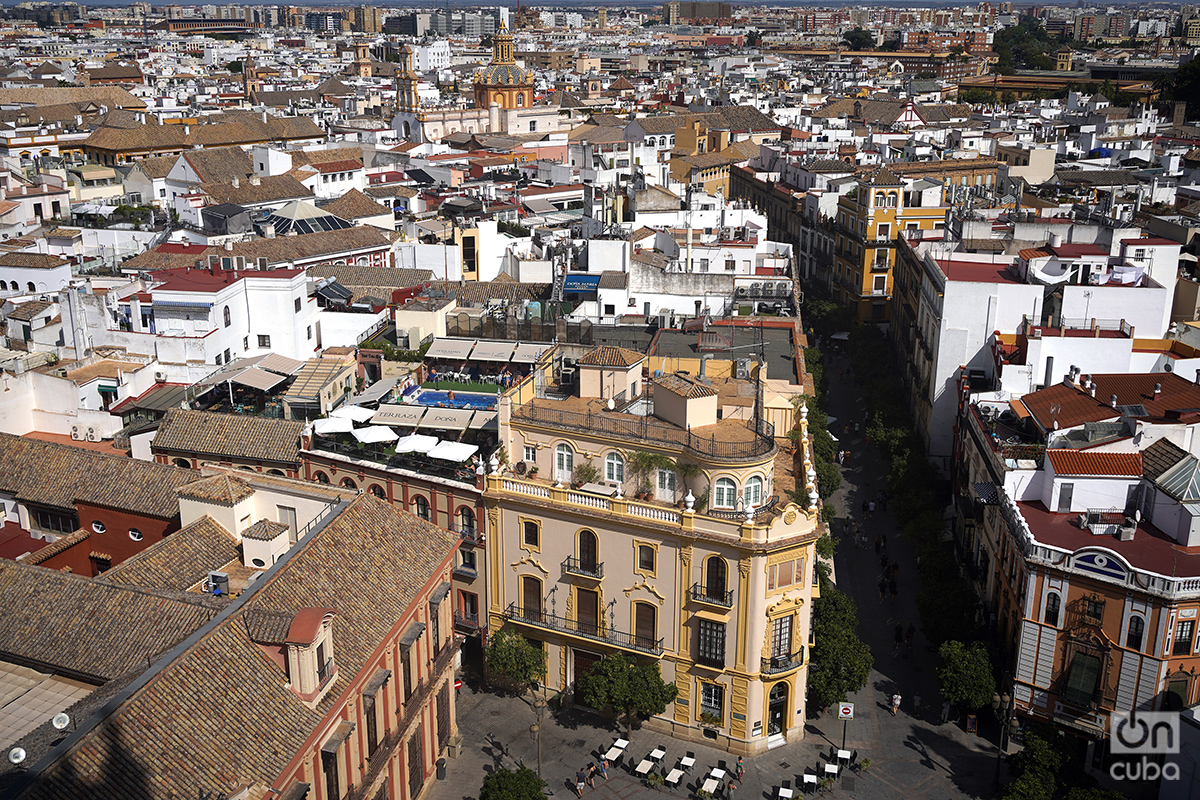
[{"left": 838, "top": 703, "right": 854, "bottom": 750}]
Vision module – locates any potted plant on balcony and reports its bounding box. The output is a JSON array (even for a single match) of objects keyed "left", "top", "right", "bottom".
[
  {"left": 699, "top": 711, "right": 722, "bottom": 728},
  {"left": 528, "top": 465, "right": 540, "bottom": 478},
  {"left": 572, "top": 458, "right": 599, "bottom": 489}
]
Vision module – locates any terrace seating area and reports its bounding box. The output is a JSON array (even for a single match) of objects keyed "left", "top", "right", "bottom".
[{"left": 423, "top": 337, "right": 551, "bottom": 389}]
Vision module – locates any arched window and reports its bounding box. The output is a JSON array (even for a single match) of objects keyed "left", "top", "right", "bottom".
[
  {"left": 314, "top": 471, "right": 330, "bottom": 484},
  {"left": 516, "top": 92, "right": 524, "bottom": 107},
  {"left": 605, "top": 452, "right": 624, "bottom": 483},
  {"left": 713, "top": 478, "right": 737, "bottom": 508},
  {"left": 578, "top": 529, "right": 598, "bottom": 574},
  {"left": 1044, "top": 592, "right": 1060, "bottom": 626},
  {"left": 555, "top": 443, "right": 574, "bottom": 482},
  {"left": 26, "top": 282, "right": 34, "bottom": 292},
  {"left": 413, "top": 495, "right": 430, "bottom": 521},
  {"left": 223, "top": 306, "right": 231, "bottom": 327},
  {"left": 370, "top": 484, "right": 386, "bottom": 499},
  {"left": 267, "top": 469, "right": 284, "bottom": 476},
  {"left": 1127, "top": 615, "right": 1145, "bottom": 651},
  {"left": 744, "top": 476, "right": 763, "bottom": 508},
  {"left": 459, "top": 506, "right": 476, "bottom": 536},
  {"left": 341, "top": 477, "right": 356, "bottom": 489},
  {"left": 705, "top": 556, "right": 727, "bottom": 600},
  {"left": 174, "top": 458, "right": 192, "bottom": 469}
]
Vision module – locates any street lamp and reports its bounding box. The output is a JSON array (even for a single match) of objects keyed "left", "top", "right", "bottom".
[
  {"left": 530, "top": 696, "right": 547, "bottom": 779},
  {"left": 991, "top": 691, "right": 1020, "bottom": 786}
]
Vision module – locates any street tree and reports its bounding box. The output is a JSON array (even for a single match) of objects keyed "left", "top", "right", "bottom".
[
  {"left": 842, "top": 27, "right": 875, "bottom": 50},
  {"left": 807, "top": 583, "right": 873, "bottom": 711},
  {"left": 935, "top": 640, "right": 996, "bottom": 710},
  {"left": 576, "top": 652, "right": 678, "bottom": 736},
  {"left": 480, "top": 766, "right": 547, "bottom": 800},
  {"left": 485, "top": 626, "right": 547, "bottom": 694}
]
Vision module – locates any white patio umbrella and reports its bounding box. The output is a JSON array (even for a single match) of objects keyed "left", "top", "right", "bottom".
[
  {"left": 332, "top": 405, "right": 377, "bottom": 423},
  {"left": 394, "top": 433, "right": 440, "bottom": 454},
  {"left": 353, "top": 425, "right": 399, "bottom": 444},
  {"left": 313, "top": 417, "right": 354, "bottom": 435}
]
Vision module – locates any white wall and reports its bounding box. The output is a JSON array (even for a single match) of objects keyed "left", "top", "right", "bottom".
[{"left": 317, "top": 308, "right": 388, "bottom": 348}]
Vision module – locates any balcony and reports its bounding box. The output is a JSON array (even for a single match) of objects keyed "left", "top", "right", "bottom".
[
  {"left": 563, "top": 556, "right": 604, "bottom": 579},
  {"left": 453, "top": 523, "right": 483, "bottom": 546},
  {"left": 317, "top": 657, "right": 337, "bottom": 689},
  {"left": 505, "top": 602, "right": 663, "bottom": 655},
  {"left": 455, "top": 610, "right": 480, "bottom": 631},
  {"left": 689, "top": 583, "right": 733, "bottom": 607},
  {"left": 453, "top": 562, "right": 478, "bottom": 580},
  {"left": 761, "top": 650, "right": 805, "bottom": 675}
]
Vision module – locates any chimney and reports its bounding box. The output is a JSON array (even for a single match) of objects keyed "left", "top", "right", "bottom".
[
  {"left": 20, "top": 186, "right": 26, "bottom": 195},
  {"left": 262, "top": 110, "right": 268, "bottom": 124},
  {"left": 184, "top": 124, "right": 191, "bottom": 136},
  {"left": 224, "top": 242, "right": 234, "bottom": 252},
  {"left": 1089, "top": 385, "right": 1096, "bottom": 397},
  {"left": 250, "top": 175, "right": 261, "bottom": 186},
  {"left": 231, "top": 177, "right": 239, "bottom": 189},
  {"left": 1154, "top": 382, "right": 1162, "bottom": 398},
  {"left": 1110, "top": 394, "right": 1118, "bottom": 408}
]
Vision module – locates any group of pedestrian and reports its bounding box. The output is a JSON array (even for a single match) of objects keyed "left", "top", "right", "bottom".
[{"left": 574, "top": 760, "right": 608, "bottom": 797}]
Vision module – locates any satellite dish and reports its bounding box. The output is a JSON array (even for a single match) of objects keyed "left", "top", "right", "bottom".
[
  {"left": 8, "top": 748, "right": 25, "bottom": 765},
  {"left": 51, "top": 713, "right": 70, "bottom": 731}
]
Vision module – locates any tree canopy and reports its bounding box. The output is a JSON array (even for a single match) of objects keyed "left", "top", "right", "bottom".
[
  {"left": 480, "top": 766, "right": 548, "bottom": 800},
  {"left": 807, "top": 582, "right": 873, "bottom": 710},
  {"left": 992, "top": 17, "right": 1063, "bottom": 74},
  {"left": 935, "top": 640, "right": 996, "bottom": 710},
  {"left": 486, "top": 626, "right": 548, "bottom": 691},
  {"left": 842, "top": 28, "right": 875, "bottom": 50},
  {"left": 576, "top": 652, "right": 678, "bottom": 734}
]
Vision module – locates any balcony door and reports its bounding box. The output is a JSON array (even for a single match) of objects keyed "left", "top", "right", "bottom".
[
  {"left": 577, "top": 588, "right": 599, "bottom": 636},
  {"left": 771, "top": 616, "right": 792, "bottom": 665},
  {"left": 706, "top": 557, "right": 727, "bottom": 601},
  {"left": 579, "top": 530, "right": 598, "bottom": 575},
  {"left": 522, "top": 576, "right": 542, "bottom": 620}
]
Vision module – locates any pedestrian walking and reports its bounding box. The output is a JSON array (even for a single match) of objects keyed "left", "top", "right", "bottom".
[
  {"left": 891, "top": 562, "right": 900, "bottom": 580},
  {"left": 586, "top": 764, "right": 596, "bottom": 788},
  {"left": 881, "top": 490, "right": 890, "bottom": 511},
  {"left": 905, "top": 623, "right": 916, "bottom": 649},
  {"left": 867, "top": 500, "right": 876, "bottom": 517},
  {"left": 727, "top": 781, "right": 738, "bottom": 800},
  {"left": 861, "top": 499, "right": 869, "bottom": 515},
  {"left": 878, "top": 578, "right": 887, "bottom": 602},
  {"left": 889, "top": 577, "right": 898, "bottom": 600},
  {"left": 880, "top": 554, "right": 889, "bottom": 573},
  {"left": 881, "top": 533, "right": 888, "bottom": 551},
  {"left": 576, "top": 770, "right": 587, "bottom": 797},
  {"left": 913, "top": 694, "right": 923, "bottom": 716},
  {"left": 893, "top": 624, "right": 904, "bottom": 653},
  {"left": 600, "top": 759, "right": 609, "bottom": 780},
  {"left": 837, "top": 449, "right": 845, "bottom": 465},
  {"left": 940, "top": 701, "right": 951, "bottom": 724},
  {"left": 874, "top": 535, "right": 882, "bottom": 555},
  {"left": 891, "top": 693, "right": 901, "bottom": 716},
  {"left": 736, "top": 756, "right": 744, "bottom": 781}
]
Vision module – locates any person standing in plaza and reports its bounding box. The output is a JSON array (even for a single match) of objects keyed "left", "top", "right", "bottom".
[
  {"left": 599, "top": 759, "right": 609, "bottom": 781},
  {"left": 940, "top": 701, "right": 951, "bottom": 724},
  {"left": 586, "top": 764, "right": 596, "bottom": 788},
  {"left": 727, "top": 781, "right": 738, "bottom": 800},
  {"left": 893, "top": 624, "right": 903, "bottom": 654},
  {"left": 736, "top": 756, "right": 744, "bottom": 781},
  {"left": 576, "top": 769, "right": 587, "bottom": 797},
  {"left": 891, "top": 693, "right": 901, "bottom": 716}
]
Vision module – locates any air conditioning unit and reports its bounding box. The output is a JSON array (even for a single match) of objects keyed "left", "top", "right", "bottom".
[
  {"left": 205, "top": 571, "right": 230, "bottom": 596},
  {"left": 735, "top": 287, "right": 748, "bottom": 297},
  {"left": 750, "top": 282, "right": 762, "bottom": 296},
  {"left": 85, "top": 427, "right": 99, "bottom": 443},
  {"left": 154, "top": 371, "right": 167, "bottom": 383},
  {"left": 70, "top": 426, "right": 81, "bottom": 441},
  {"left": 776, "top": 282, "right": 791, "bottom": 297},
  {"left": 735, "top": 358, "right": 751, "bottom": 380}
]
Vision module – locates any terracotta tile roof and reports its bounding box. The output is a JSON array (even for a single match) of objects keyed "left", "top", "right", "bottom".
[
  {"left": 307, "top": 264, "right": 431, "bottom": 291},
  {"left": 1142, "top": 438, "right": 1189, "bottom": 482},
  {"left": 1045, "top": 449, "right": 1142, "bottom": 476},
  {"left": 198, "top": 174, "right": 311, "bottom": 207},
  {"left": 0, "top": 87, "right": 145, "bottom": 109},
  {"left": 83, "top": 111, "right": 323, "bottom": 154},
  {"left": 7, "top": 300, "right": 52, "bottom": 322},
  {"left": 577, "top": 345, "right": 645, "bottom": 367},
  {"left": 124, "top": 226, "right": 389, "bottom": 273},
  {"left": 307, "top": 159, "right": 363, "bottom": 174},
  {"left": 1019, "top": 373, "right": 1200, "bottom": 432},
  {"left": 0, "top": 253, "right": 65, "bottom": 270},
  {"left": 0, "top": 433, "right": 194, "bottom": 518},
  {"left": 153, "top": 409, "right": 303, "bottom": 466},
  {"left": 320, "top": 188, "right": 389, "bottom": 220},
  {"left": 364, "top": 184, "right": 419, "bottom": 200},
  {"left": 22, "top": 528, "right": 90, "bottom": 566},
  {"left": 131, "top": 154, "right": 176, "bottom": 179},
  {"left": 177, "top": 474, "right": 255, "bottom": 506},
  {"left": 243, "top": 608, "right": 293, "bottom": 644},
  {"left": 100, "top": 516, "right": 238, "bottom": 592},
  {"left": 242, "top": 519, "right": 289, "bottom": 541},
  {"left": 181, "top": 147, "right": 253, "bottom": 183},
  {"left": 655, "top": 373, "right": 717, "bottom": 399},
  {"left": 428, "top": 279, "right": 550, "bottom": 305},
  {"left": 0, "top": 560, "right": 216, "bottom": 682},
  {"left": 287, "top": 147, "right": 365, "bottom": 168},
  {"left": 16, "top": 495, "right": 455, "bottom": 798}
]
